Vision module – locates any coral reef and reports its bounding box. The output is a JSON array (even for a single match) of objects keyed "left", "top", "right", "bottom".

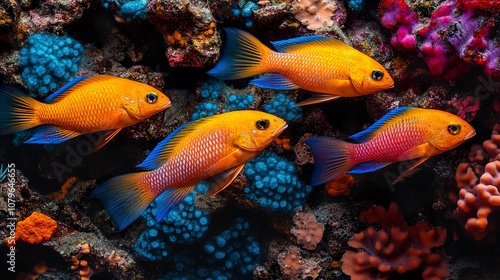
[
  {"left": 263, "top": 93, "right": 303, "bottom": 122},
  {"left": 378, "top": 0, "right": 500, "bottom": 80},
  {"left": 243, "top": 151, "right": 312, "bottom": 212},
  {"left": 20, "top": 33, "right": 83, "bottom": 96},
  {"left": 290, "top": 0, "right": 345, "bottom": 31},
  {"left": 454, "top": 124, "right": 500, "bottom": 242},
  {"left": 341, "top": 202, "right": 449, "bottom": 280}
]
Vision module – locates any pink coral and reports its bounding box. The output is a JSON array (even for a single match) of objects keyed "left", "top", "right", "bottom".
[
  {"left": 341, "top": 202, "right": 448, "bottom": 280},
  {"left": 278, "top": 246, "right": 321, "bottom": 280},
  {"left": 378, "top": 0, "right": 500, "bottom": 80},
  {"left": 454, "top": 124, "right": 500, "bottom": 241},
  {"left": 290, "top": 0, "right": 340, "bottom": 30},
  {"left": 291, "top": 210, "right": 324, "bottom": 250}
]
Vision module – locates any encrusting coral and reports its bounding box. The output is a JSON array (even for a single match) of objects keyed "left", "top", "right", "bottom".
[
  {"left": 291, "top": 210, "right": 324, "bottom": 250},
  {"left": 454, "top": 124, "right": 500, "bottom": 242},
  {"left": 341, "top": 202, "right": 449, "bottom": 280},
  {"left": 278, "top": 245, "right": 321, "bottom": 280},
  {"left": 290, "top": 0, "right": 341, "bottom": 30},
  {"left": 11, "top": 211, "right": 57, "bottom": 245}
]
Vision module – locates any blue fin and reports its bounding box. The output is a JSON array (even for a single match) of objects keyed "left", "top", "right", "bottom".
[
  {"left": 305, "top": 136, "right": 354, "bottom": 186},
  {"left": 0, "top": 85, "right": 40, "bottom": 134},
  {"left": 206, "top": 28, "right": 270, "bottom": 80},
  {"left": 271, "top": 36, "right": 353, "bottom": 53},
  {"left": 348, "top": 106, "right": 413, "bottom": 143},
  {"left": 153, "top": 186, "right": 195, "bottom": 222},
  {"left": 44, "top": 75, "right": 94, "bottom": 103},
  {"left": 92, "top": 172, "right": 154, "bottom": 231},
  {"left": 249, "top": 73, "right": 299, "bottom": 90},
  {"left": 24, "top": 125, "right": 81, "bottom": 144},
  {"left": 349, "top": 161, "right": 390, "bottom": 174}
]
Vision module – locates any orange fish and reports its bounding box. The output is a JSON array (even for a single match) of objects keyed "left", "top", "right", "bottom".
[
  {"left": 0, "top": 75, "right": 171, "bottom": 149},
  {"left": 207, "top": 28, "right": 394, "bottom": 106},
  {"left": 306, "top": 107, "right": 475, "bottom": 185},
  {"left": 92, "top": 110, "right": 288, "bottom": 230}
]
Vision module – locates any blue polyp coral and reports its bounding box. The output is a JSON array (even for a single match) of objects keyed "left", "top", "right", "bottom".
[
  {"left": 160, "top": 217, "right": 261, "bottom": 280},
  {"left": 262, "top": 93, "right": 302, "bottom": 122},
  {"left": 191, "top": 78, "right": 255, "bottom": 121},
  {"left": 222, "top": 94, "right": 254, "bottom": 112},
  {"left": 101, "top": 0, "right": 150, "bottom": 21},
  {"left": 134, "top": 190, "right": 210, "bottom": 260},
  {"left": 232, "top": 0, "right": 258, "bottom": 28},
  {"left": 348, "top": 0, "right": 364, "bottom": 11},
  {"left": 19, "top": 34, "right": 83, "bottom": 96},
  {"left": 244, "top": 151, "right": 312, "bottom": 212}
]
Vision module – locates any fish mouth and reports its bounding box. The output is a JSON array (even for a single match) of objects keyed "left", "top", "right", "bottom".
[
  {"left": 161, "top": 101, "right": 172, "bottom": 110},
  {"left": 463, "top": 129, "right": 476, "bottom": 141},
  {"left": 273, "top": 124, "right": 288, "bottom": 137}
]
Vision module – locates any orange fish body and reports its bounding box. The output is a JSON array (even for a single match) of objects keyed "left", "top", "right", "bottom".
[
  {"left": 0, "top": 75, "right": 170, "bottom": 147},
  {"left": 92, "top": 110, "right": 288, "bottom": 230},
  {"left": 207, "top": 28, "right": 394, "bottom": 105},
  {"left": 306, "top": 107, "right": 476, "bottom": 185}
]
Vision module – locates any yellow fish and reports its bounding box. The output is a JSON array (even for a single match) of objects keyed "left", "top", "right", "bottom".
[
  {"left": 92, "top": 110, "right": 288, "bottom": 230},
  {"left": 306, "top": 107, "right": 476, "bottom": 185},
  {"left": 0, "top": 75, "right": 171, "bottom": 149},
  {"left": 207, "top": 28, "right": 394, "bottom": 106}
]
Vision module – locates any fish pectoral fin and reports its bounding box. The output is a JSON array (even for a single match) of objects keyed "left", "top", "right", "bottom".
[
  {"left": 392, "top": 157, "right": 429, "bottom": 185},
  {"left": 205, "top": 150, "right": 244, "bottom": 175},
  {"left": 25, "top": 125, "right": 82, "bottom": 144},
  {"left": 249, "top": 73, "right": 300, "bottom": 90},
  {"left": 154, "top": 186, "right": 195, "bottom": 222},
  {"left": 297, "top": 94, "right": 341, "bottom": 106},
  {"left": 206, "top": 164, "right": 245, "bottom": 196},
  {"left": 396, "top": 143, "right": 433, "bottom": 161},
  {"left": 92, "top": 128, "right": 122, "bottom": 152}
]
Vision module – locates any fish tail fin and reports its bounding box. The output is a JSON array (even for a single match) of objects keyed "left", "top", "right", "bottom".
[
  {"left": 207, "top": 28, "right": 271, "bottom": 80},
  {"left": 0, "top": 86, "right": 41, "bottom": 134},
  {"left": 92, "top": 172, "right": 155, "bottom": 231},
  {"left": 305, "top": 136, "right": 355, "bottom": 186}
]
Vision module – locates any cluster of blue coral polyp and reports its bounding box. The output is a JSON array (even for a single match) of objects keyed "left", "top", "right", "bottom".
[
  {"left": 134, "top": 191, "right": 210, "bottom": 261},
  {"left": 262, "top": 93, "right": 303, "bottom": 122},
  {"left": 160, "top": 217, "right": 261, "bottom": 280},
  {"left": 244, "top": 151, "right": 312, "bottom": 212},
  {"left": 19, "top": 34, "right": 83, "bottom": 96}
]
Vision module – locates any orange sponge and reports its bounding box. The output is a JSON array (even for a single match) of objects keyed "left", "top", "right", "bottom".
[{"left": 14, "top": 212, "right": 58, "bottom": 244}]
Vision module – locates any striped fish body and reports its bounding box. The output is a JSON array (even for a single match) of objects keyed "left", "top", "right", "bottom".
[
  {"left": 92, "top": 110, "right": 288, "bottom": 230},
  {"left": 306, "top": 107, "right": 476, "bottom": 185}
]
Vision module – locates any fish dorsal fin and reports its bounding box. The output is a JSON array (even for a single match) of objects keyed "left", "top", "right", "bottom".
[
  {"left": 136, "top": 116, "right": 221, "bottom": 171},
  {"left": 206, "top": 164, "right": 245, "bottom": 196},
  {"left": 271, "top": 36, "right": 352, "bottom": 53},
  {"left": 44, "top": 75, "right": 96, "bottom": 103},
  {"left": 348, "top": 106, "right": 413, "bottom": 143}
]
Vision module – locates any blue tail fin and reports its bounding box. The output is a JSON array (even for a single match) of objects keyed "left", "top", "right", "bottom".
[
  {"left": 92, "top": 172, "right": 155, "bottom": 231},
  {"left": 0, "top": 86, "right": 41, "bottom": 135},
  {"left": 207, "top": 28, "right": 270, "bottom": 80},
  {"left": 305, "top": 136, "right": 354, "bottom": 186}
]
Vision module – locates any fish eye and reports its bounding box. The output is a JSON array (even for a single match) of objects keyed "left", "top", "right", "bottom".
[
  {"left": 447, "top": 123, "right": 461, "bottom": 135},
  {"left": 371, "top": 70, "right": 384, "bottom": 81},
  {"left": 146, "top": 92, "right": 158, "bottom": 104},
  {"left": 256, "top": 119, "right": 270, "bottom": 130}
]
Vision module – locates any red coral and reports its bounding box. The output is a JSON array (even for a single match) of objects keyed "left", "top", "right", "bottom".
[
  {"left": 457, "top": 0, "right": 500, "bottom": 14},
  {"left": 454, "top": 124, "right": 500, "bottom": 241},
  {"left": 278, "top": 246, "right": 321, "bottom": 280},
  {"left": 341, "top": 202, "right": 448, "bottom": 280}
]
